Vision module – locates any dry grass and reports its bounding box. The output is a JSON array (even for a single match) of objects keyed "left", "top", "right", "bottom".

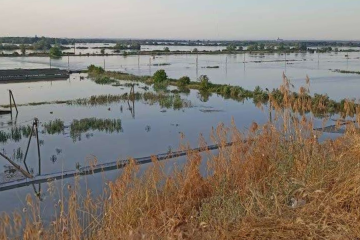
[{"left": 1, "top": 76, "right": 360, "bottom": 239}]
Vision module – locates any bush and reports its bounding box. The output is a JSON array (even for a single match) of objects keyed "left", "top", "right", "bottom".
[
  {"left": 153, "top": 70, "right": 168, "bottom": 84},
  {"left": 88, "top": 65, "right": 105, "bottom": 75},
  {"left": 178, "top": 76, "right": 191, "bottom": 87},
  {"left": 198, "top": 75, "right": 211, "bottom": 91},
  {"left": 49, "top": 45, "right": 62, "bottom": 59}
]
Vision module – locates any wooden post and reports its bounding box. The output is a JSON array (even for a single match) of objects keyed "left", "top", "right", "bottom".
[
  {"left": 34, "top": 118, "right": 41, "bottom": 175},
  {"left": 9, "top": 90, "right": 18, "bottom": 114},
  {"left": 0, "top": 152, "right": 33, "bottom": 178},
  {"left": 9, "top": 91, "right": 12, "bottom": 114}
]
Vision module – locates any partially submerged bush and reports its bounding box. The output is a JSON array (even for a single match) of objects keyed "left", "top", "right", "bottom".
[
  {"left": 198, "top": 75, "right": 211, "bottom": 91},
  {"left": 88, "top": 65, "right": 105, "bottom": 75},
  {"left": 178, "top": 76, "right": 191, "bottom": 87},
  {"left": 153, "top": 69, "right": 168, "bottom": 84}
]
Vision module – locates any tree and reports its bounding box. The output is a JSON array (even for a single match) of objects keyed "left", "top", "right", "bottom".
[
  {"left": 247, "top": 44, "right": 258, "bottom": 51},
  {"left": 164, "top": 47, "right": 170, "bottom": 52},
  {"left": 193, "top": 48, "right": 198, "bottom": 53},
  {"left": 101, "top": 49, "right": 105, "bottom": 55},
  {"left": 178, "top": 76, "right": 191, "bottom": 87},
  {"left": 153, "top": 70, "right": 168, "bottom": 84},
  {"left": 259, "top": 43, "right": 265, "bottom": 50},
  {"left": 278, "top": 42, "right": 285, "bottom": 51},
  {"left": 20, "top": 44, "right": 26, "bottom": 55},
  {"left": 226, "top": 44, "right": 237, "bottom": 52},
  {"left": 299, "top": 43, "right": 307, "bottom": 51},
  {"left": 49, "top": 45, "right": 62, "bottom": 59},
  {"left": 32, "top": 38, "right": 51, "bottom": 51},
  {"left": 198, "top": 75, "right": 211, "bottom": 90}
]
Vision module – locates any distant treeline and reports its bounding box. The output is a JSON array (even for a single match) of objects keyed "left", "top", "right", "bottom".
[{"left": 1, "top": 37, "right": 360, "bottom": 48}]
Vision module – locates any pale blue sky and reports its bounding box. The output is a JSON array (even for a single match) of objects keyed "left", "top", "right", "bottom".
[{"left": 1, "top": 0, "right": 359, "bottom": 40}]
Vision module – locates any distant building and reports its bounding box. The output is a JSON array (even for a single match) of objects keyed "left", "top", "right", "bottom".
[{"left": 277, "top": 37, "right": 284, "bottom": 42}]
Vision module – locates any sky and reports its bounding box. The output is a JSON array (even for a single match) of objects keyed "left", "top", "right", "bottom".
[{"left": 1, "top": 0, "right": 359, "bottom": 40}]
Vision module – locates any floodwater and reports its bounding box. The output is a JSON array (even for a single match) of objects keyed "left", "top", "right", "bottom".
[
  {"left": 1, "top": 51, "right": 359, "bottom": 100},
  {"left": 0, "top": 50, "right": 358, "bottom": 218}
]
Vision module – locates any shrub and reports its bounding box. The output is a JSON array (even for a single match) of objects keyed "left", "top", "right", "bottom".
[
  {"left": 153, "top": 70, "right": 168, "bottom": 84},
  {"left": 178, "top": 76, "right": 191, "bottom": 87},
  {"left": 49, "top": 45, "right": 62, "bottom": 59},
  {"left": 198, "top": 75, "right": 211, "bottom": 91},
  {"left": 88, "top": 65, "right": 105, "bottom": 75}
]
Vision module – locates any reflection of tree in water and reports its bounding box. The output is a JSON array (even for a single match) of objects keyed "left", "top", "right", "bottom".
[
  {"left": 177, "top": 87, "right": 190, "bottom": 96},
  {"left": 197, "top": 90, "right": 212, "bottom": 102}
]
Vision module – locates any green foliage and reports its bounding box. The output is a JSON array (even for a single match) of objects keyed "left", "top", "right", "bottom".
[
  {"left": 100, "top": 49, "right": 105, "bottom": 54},
  {"left": 94, "top": 76, "right": 116, "bottom": 85},
  {"left": 299, "top": 43, "right": 308, "bottom": 51},
  {"left": 43, "top": 119, "right": 65, "bottom": 134},
  {"left": 33, "top": 38, "right": 52, "bottom": 51},
  {"left": 153, "top": 70, "right": 168, "bottom": 84},
  {"left": 164, "top": 47, "right": 170, "bottom": 52},
  {"left": 226, "top": 44, "right": 237, "bottom": 52},
  {"left": 178, "top": 76, "right": 191, "bottom": 87},
  {"left": 0, "top": 126, "right": 32, "bottom": 144},
  {"left": 70, "top": 118, "right": 122, "bottom": 141},
  {"left": 198, "top": 75, "right": 211, "bottom": 90},
  {"left": 20, "top": 44, "right": 26, "bottom": 55},
  {"left": 114, "top": 42, "right": 140, "bottom": 50},
  {"left": 88, "top": 65, "right": 105, "bottom": 75},
  {"left": 247, "top": 44, "right": 258, "bottom": 51},
  {"left": 49, "top": 45, "right": 62, "bottom": 59}
]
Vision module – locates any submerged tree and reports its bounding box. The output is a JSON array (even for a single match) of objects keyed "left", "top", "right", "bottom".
[
  {"left": 153, "top": 70, "right": 168, "bottom": 84},
  {"left": 20, "top": 44, "right": 26, "bottom": 55},
  {"left": 49, "top": 45, "right": 62, "bottom": 59},
  {"left": 226, "top": 44, "right": 237, "bottom": 52}
]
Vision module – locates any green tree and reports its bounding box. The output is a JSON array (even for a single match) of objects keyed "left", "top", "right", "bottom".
[
  {"left": 259, "top": 43, "right": 265, "bottom": 50},
  {"left": 101, "top": 49, "right": 105, "bottom": 55},
  {"left": 153, "top": 70, "right": 168, "bottom": 84},
  {"left": 278, "top": 42, "right": 285, "bottom": 51},
  {"left": 226, "top": 44, "right": 237, "bottom": 52},
  {"left": 247, "top": 44, "right": 258, "bottom": 51},
  {"left": 178, "top": 76, "right": 191, "bottom": 87},
  {"left": 164, "top": 47, "right": 170, "bottom": 52},
  {"left": 193, "top": 48, "right": 198, "bottom": 53},
  {"left": 299, "top": 43, "right": 307, "bottom": 51},
  {"left": 49, "top": 45, "right": 62, "bottom": 59},
  {"left": 198, "top": 75, "right": 211, "bottom": 90},
  {"left": 20, "top": 44, "right": 26, "bottom": 55}
]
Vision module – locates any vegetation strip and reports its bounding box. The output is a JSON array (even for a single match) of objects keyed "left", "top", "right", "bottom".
[{"left": 88, "top": 65, "right": 360, "bottom": 118}]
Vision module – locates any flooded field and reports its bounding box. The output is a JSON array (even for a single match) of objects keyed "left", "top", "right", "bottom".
[
  {"left": 1, "top": 51, "right": 359, "bottom": 100},
  {"left": 0, "top": 51, "right": 358, "bottom": 216}
]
